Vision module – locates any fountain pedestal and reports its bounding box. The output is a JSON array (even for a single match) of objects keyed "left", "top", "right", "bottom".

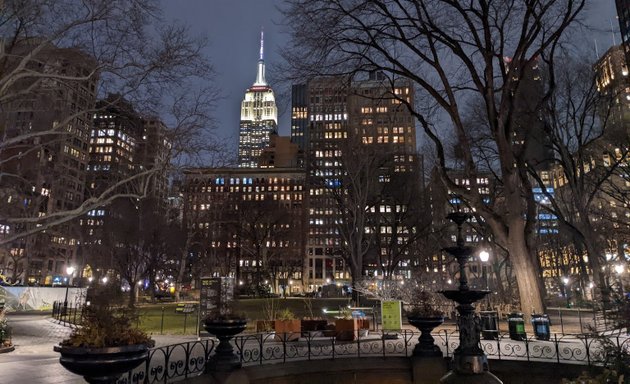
[{"left": 439, "top": 212, "right": 503, "bottom": 384}]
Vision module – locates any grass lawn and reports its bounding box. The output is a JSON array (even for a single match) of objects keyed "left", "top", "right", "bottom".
[{"left": 136, "top": 297, "right": 379, "bottom": 335}]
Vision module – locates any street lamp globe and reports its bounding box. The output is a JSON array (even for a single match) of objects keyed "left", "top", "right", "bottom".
[
  {"left": 66, "top": 266, "right": 75, "bottom": 276},
  {"left": 479, "top": 250, "right": 490, "bottom": 262},
  {"left": 562, "top": 277, "right": 569, "bottom": 285},
  {"left": 615, "top": 264, "right": 625, "bottom": 275}
]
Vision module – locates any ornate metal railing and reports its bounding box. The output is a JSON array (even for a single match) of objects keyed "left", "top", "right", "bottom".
[
  {"left": 434, "top": 330, "right": 630, "bottom": 366},
  {"left": 117, "top": 339, "right": 215, "bottom": 384},
  {"left": 115, "top": 330, "right": 629, "bottom": 383}
]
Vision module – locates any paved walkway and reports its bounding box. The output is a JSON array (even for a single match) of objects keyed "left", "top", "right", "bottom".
[{"left": 0, "top": 314, "right": 197, "bottom": 384}]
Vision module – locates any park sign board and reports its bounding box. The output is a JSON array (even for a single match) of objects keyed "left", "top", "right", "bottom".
[
  {"left": 381, "top": 300, "right": 402, "bottom": 332},
  {"left": 198, "top": 276, "right": 234, "bottom": 337}
]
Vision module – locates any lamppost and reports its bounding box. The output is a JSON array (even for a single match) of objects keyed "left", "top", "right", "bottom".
[
  {"left": 479, "top": 250, "right": 490, "bottom": 309},
  {"left": 562, "top": 276, "right": 570, "bottom": 308},
  {"left": 63, "top": 266, "right": 75, "bottom": 309}
]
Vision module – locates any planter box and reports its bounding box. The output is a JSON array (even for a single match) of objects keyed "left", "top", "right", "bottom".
[
  {"left": 256, "top": 320, "right": 275, "bottom": 333},
  {"left": 274, "top": 319, "right": 301, "bottom": 341},
  {"left": 335, "top": 318, "right": 359, "bottom": 341},
  {"left": 301, "top": 319, "right": 327, "bottom": 332}
]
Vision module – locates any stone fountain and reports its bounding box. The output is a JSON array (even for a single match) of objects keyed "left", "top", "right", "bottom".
[{"left": 440, "top": 212, "right": 502, "bottom": 384}]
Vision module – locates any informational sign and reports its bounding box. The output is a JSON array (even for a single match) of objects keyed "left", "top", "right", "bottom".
[
  {"left": 198, "top": 277, "right": 234, "bottom": 337},
  {"left": 381, "top": 300, "right": 402, "bottom": 332}
]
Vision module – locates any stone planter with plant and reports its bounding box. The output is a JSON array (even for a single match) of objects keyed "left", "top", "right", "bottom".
[
  {"left": 54, "top": 285, "right": 153, "bottom": 384},
  {"left": 406, "top": 290, "right": 444, "bottom": 357},
  {"left": 203, "top": 279, "right": 248, "bottom": 372}
]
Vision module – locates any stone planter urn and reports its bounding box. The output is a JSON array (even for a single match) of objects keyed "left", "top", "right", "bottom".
[
  {"left": 203, "top": 317, "right": 248, "bottom": 372},
  {"left": 54, "top": 344, "right": 149, "bottom": 384},
  {"left": 407, "top": 316, "right": 444, "bottom": 357}
]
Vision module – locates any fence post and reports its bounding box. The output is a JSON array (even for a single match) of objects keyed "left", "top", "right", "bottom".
[
  {"left": 183, "top": 313, "right": 188, "bottom": 334},
  {"left": 525, "top": 335, "right": 530, "bottom": 362},
  {"left": 584, "top": 334, "right": 590, "bottom": 366},
  {"left": 160, "top": 306, "right": 165, "bottom": 335},
  {"left": 496, "top": 332, "right": 501, "bottom": 360},
  {"left": 382, "top": 330, "right": 386, "bottom": 358},
  {"left": 559, "top": 309, "right": 565, "bottom": 335},
  {"left": 578, "top": 307, "right": 583, "bottom": 332},
  {"left": 259, "top": 334, "right": 264, "bottom": 365},
  {"left": 554, "top": 333, "right": 560, "bottom": 364}
]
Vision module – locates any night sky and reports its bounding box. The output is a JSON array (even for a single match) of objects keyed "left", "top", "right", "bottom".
[{"left": 161, "top": 0, "right": 620, "bottom": 154}]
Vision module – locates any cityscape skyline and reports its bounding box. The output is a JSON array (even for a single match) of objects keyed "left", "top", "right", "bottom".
[{"left": 162, "top": 0, "right": 621, "bottom": 155}]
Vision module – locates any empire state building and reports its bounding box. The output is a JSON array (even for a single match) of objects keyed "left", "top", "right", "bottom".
[{"left": 238, "top": 30, "right": 278, "bottom": 168}]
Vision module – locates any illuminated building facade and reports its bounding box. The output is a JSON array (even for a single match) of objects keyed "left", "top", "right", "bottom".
[
  {"left": 238, "top": 30, "right": 278, "bottom": 168},
  {"left": 616, "top": 0, "right": 630, "bottom": 64},
  {"left": 0, "top": 42, "right": 97, "bottom": 284},
  {"left": 182, "top": 167, "right": 306, "bottom": 294},
  {"left": 304, "top": 74, "right": 420, "bottom": 290}
]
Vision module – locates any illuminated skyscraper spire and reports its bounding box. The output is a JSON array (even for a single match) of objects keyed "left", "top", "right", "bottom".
[
  {"left": 239, "top": 28, "right": 277, "bottom": 168},
  {"left": 254, "top": 27, "right": 266, "bottom": 86}
]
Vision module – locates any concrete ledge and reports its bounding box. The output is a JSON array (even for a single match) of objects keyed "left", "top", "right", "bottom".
[{"left": 184, "top": 357, "right": 599, "bottom": 384}]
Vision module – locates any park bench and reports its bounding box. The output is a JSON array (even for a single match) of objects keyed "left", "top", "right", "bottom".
[{"left": 175, "top": 303, "right": 196, "bottom": 313}]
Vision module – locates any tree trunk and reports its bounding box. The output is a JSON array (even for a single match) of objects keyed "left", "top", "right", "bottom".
[
  {"left": 508, "top": 233, "right": 544, "bottom": 317},
  {"left": 175, "top": 239, "right": 191, "bottom": 302},
  {"left": 128, "top": 285, "right": 136, "bottom": 308}
]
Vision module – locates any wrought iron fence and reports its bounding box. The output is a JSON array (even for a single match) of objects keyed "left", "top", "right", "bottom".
[
  {"left": 51, "top": 301, "right": 82, "bottom": 327},
  {"left": 113, "top": 329, "right": 629, "bottom": 383},
  {"left": 117, "top": 339, "right": 215, "bottom": 384}
]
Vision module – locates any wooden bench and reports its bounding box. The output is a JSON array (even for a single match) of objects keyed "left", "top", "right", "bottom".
[{"left": 175, "top": 303, "right": 196, "bottom": 313}]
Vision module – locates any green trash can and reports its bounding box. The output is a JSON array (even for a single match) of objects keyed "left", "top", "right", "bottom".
[
  {"left": 507, "top": 312, "right": 526, "bottom": 341},
  {"left": 479, "top": 311, "right": 499, "bottom": 340}
]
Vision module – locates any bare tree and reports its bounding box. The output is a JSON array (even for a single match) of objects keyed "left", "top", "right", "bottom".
[
  {"left": 282, "top": 0, "right": 586, "bottom": 316},
  {"left": 527, "top": 56, "right": 629, "bottom": 305},
  {"left": 320, "top": 134, "right": 390, "bottom": 302},
  {"left": 0, "top": 0, "right": 217, "bottom": 246},
  {"left": 233, "top": 198, "right": 300, "bottom": 294},
  {"left": 371, "top": 165, "right": 430, "bottom": 279}
]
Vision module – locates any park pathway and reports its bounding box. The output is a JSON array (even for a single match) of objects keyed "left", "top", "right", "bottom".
[{"left": 0, "top": 313, "right": 197, "bottom": 384}]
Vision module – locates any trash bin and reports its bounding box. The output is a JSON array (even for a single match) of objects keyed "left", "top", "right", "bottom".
[
  {"left": 479, "top": 311, "right": 499, "bottom": 340},
  {"left": 507, "top": 312, "right": 526, "bottom": 341},
  {"left": 531, "top": 314, "right": 550, "bottom": 341}
]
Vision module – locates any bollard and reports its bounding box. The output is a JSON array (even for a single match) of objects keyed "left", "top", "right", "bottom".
[{"left": 160, "top": 306, "right": 165, "bottom": 335}]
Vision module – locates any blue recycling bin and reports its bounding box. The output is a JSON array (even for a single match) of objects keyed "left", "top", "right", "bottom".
[{"left": 531, "top": 314, "right": 550, "bottom": 341}]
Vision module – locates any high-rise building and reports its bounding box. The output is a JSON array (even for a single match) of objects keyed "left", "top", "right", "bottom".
[
  {"left": 83, "top": 97, "right": 142, "bottom": 252},
  {"left": 0, "top": 41, "right": 97, "bottom": 284},
  {"left": 595, "top": 44, "right": 630, "bottom": 134},
  {"left": 616, "top": 0, "right": 630, "bottom": 64},
  {"left": 303, "top": 74, "right": 420, "bottom": 290},
  {"left": 290, "top": 83, "right": 309, "bottom": 158},
  {"left": 238, "top": 30, "right": 278, "bottom": 168},
  {"left": 182, "top": 167, "right": 306, "bottom": 294},
  {"left": 83, "top": 97, "right": 171, "bottom": 281}
]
